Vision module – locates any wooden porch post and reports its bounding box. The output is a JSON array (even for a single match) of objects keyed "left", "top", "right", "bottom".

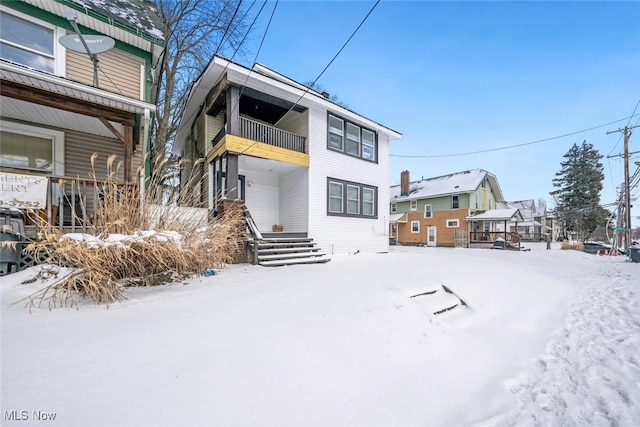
[
  {"left": 226, "top": 153, "right": 239, "bottom": 199},
  {"left": 226, "top": 86, "right": 240, "bottom": 136},
  {"left": 124, "top": 124, "right": 133, "bottom": 183}
]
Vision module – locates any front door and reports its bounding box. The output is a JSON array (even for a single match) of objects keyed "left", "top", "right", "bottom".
[{"left": 427, "top": 227, "right": 437, "bottom": 247}]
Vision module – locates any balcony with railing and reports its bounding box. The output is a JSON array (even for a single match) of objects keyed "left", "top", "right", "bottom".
[{"left": 211, "top": 116, "right": 307, "bottom": 154}]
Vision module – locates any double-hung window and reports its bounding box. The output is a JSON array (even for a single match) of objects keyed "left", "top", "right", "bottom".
[
  {"left": 424, "top": 204, "right": 432, "bottom": 218},
  {"left": 452, "top": 195, "right": 459, "bottom": 209},
  {"left": 346, "top": 184, "right": 360, "bottom": 215},
  {"left": 346, "top": 123, "right": 360, "bottom": 156},
  {"left": 327, "top": 113, "right": 377, "bottom": 162},
  {"left": 328, "top": 181, "right": 344, "bottom": 213},
  {"left": 328, "top": 115, "right": 344, "bottom": 151},
  {"left": 411, "top": 221, "right": 420, "bottom": 233},
  {"left": 391, "top": 202, "right": 397, "bottom": 213},
  {"left": 0, "top": 9, "right": 58, "bottom": 74},
  {"left": 327, "top": 177, "right": 377, "bottom": 218}
]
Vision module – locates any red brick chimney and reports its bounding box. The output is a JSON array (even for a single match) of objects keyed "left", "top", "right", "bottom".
[{"left": 400, "top": 170, "right": 410, "bottom": 196}]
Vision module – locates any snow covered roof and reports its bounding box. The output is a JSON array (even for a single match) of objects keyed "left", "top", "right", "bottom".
[
  {"left": 22, "top": 0, "right": 164, "bottom": 48},
  {"left": 466, "top": 208, "right": 524, "bottom": 222},
  {"left": 68, "top": 0, "right": 164, "bottom": 42},
  {"left": 389, "top": 213, "right": 407, "bottom": 223},
  {"left": 390, "top": 169, "right": 504, "bottom": 202}
]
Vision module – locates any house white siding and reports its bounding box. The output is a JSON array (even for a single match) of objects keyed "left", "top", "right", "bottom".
[
  {"left": 279, "top": 167, "right": 309, "bottom": 233},
  {"left": 206, "top": 112, "right": 224, "bottom": 146},
  {"left": 307, "top": 108, "right": 390, "bottom": 254},
  {"left": 276, "top": 110, "right": 308, "bottom": 142},
  {"left": 243, "top": 170, "right": 280, "bottom": 231}
]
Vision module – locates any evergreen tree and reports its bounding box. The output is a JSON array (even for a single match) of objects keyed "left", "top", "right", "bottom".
[{"left": 550, "top": 140, "right": 606, "bottom": 240}]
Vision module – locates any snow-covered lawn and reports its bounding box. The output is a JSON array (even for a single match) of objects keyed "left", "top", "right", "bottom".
[{"left": 1, "top": 243, "right": 639, "bottom": 426}]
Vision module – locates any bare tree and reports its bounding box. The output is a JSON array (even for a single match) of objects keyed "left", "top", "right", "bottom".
[
  {"left": 150, "top": 0, "right": 253, "bottom": 200},
  {"left": 303, "top": 81, "right": 348, "bottom": 108}
]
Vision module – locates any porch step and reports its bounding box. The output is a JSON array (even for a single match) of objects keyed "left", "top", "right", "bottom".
[
  {"left": 258, "top": 246, "right": 321, "bottom": 255},
  {"left": 259, "top": 237, "right": 314, "bottom": 244},
  {"left": 251, "top": 236, "right": 329, "bottom": 267},
  {"left": 258, "top": 251, "right": 327, "bottom": 261},
  {"left": 260, "top": 254, "right": 331, "bottom": 267},
  {"left": 257, "top": 241, "right": 317, "bottom": 249}
]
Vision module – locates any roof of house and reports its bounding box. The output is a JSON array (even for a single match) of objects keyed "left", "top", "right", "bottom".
[
  {"left": 465, "top": 208, "right": 524, "bottom": 222},
  {"left": 389, "top": 213, "right": 407, "bottom": 223},
  {"left": 173, "top": 55, "right": 402, "bottom": 154},
  {"left": 17, "top": 0, "right": 164, "bottom": 50},
  {"left": 498, "top": 200, "right": 546, "bottom": 222},
  {"left": 390, "top": 169, "right": 504, "bottom": 202},
  {"left": 67, "top": 0, "right": 164, "bottom": 41}
]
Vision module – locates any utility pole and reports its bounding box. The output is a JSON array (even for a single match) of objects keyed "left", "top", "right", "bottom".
[{"left": 607, "top": 125, "right": 639, "bottom": 252}]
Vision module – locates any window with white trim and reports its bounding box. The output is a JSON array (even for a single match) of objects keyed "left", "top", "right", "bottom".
[
  {"left": 328, "top": 115, "right": 344, "bottom": 151},
  {"left": 452, "top": 195, "right": 459, "bottom": 209},
  {"left": 327, "top": 113, "right": 377, "bottom": 162},
  {"left": 411, "top": 221, "right": 420, "bottom": 233},
  {"left": 0, "top": 8, "right": 64, "bottom": 75},
  {"left": 410, "top": 200, "right": 417, "bottom": 211},
  {"left": 327, "top": 178, "right": 377, "bottom": 218},
  {"left": 328, "top": 181, "right": 343, "bottom": 213},
  {"left": 0, "top": 120, "right": 64, "bottom": 175},
  {"left": 346, "top": 184, "right": 360, "bottom": 215},
  {"left": 362, "top": 188, "right": 374, "bottom": 216},
  {"left": 424, "top": 204, "right": 432, "bottom": 218},
  {"left": 390, "top": 202, "right": 397, "bottom": 213},
  {"left": 446, "top": 219, "right": 459, "bottom": 228}
]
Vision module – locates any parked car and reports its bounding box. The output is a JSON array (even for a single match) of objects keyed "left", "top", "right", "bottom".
[{"left": 582, "top": 242, "right": 617, "bottom": 255}]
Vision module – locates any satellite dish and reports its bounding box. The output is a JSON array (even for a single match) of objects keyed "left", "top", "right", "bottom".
[{"left": 59, "top": 34, "right": 115, "bottom": 54}]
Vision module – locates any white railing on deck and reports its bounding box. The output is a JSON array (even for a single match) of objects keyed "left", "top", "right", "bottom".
[{"left": 239, "top": 117, "right": 306, "bottom": 153}]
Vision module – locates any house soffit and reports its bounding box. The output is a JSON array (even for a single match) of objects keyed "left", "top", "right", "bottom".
[
  {"left": 1, "top": 96, "right": 122, "bottom": 139},
  {"left": 207, "top": 85, "right": 307, "bottom": 125},
  {"left": 0, "top": 60, "right": 155, "bottom": 126}
]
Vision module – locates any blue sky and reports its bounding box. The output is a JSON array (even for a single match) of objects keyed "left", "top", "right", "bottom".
[{"left": 236, "top": 0, "right": 640, "bottom": 223}]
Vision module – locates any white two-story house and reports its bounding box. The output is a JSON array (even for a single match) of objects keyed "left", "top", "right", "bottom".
[{"left": 173, "top": 55, "right": 401, "bottom": 265}]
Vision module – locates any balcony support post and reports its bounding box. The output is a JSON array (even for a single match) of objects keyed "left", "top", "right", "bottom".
[{"left": 226, "top": 86, "right": 240, "bottom": 136}]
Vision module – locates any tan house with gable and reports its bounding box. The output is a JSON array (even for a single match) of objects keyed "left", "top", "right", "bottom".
[{"left": 389, "top": 169, "right": 505, "bottom": 247}]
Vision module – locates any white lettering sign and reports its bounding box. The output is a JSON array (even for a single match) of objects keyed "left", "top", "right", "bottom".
[{"left": 0, "top": 172, "right": 48, "bottom": 209}]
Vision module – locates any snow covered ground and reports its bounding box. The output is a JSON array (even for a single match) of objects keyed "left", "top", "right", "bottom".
[{"left": 1, "top": 243, "right": 639, "bottom": 426}]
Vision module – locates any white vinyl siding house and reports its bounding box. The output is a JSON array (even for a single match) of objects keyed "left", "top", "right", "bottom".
[
  {"left": 174, "top": 56, "right": 401, "bottom": 258},
  {"left": 307, "top": 107, "right": 393, "bottom": 255}
]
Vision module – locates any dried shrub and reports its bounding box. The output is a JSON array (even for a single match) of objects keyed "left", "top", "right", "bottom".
[
  {"left": 17, "top": 154, "right": 245, "bottom": 310},
  {"left": 561, "top": 240, "right": 584, "bottom": 251}
]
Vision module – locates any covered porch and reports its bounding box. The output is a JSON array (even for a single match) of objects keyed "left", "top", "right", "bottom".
[
  {"left": 466, "top": 208, "right": 525, "bottom": 249},
  {"left": 0, "top": 60, "right": 155, "bottom": 238}
]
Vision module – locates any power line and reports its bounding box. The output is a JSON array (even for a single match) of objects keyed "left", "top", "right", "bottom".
[
  {"left": 391, "top": 114, "right": 640, "bottom": 159},
  {"left": 285, "top": 0, "right": 381, "bottom": 114},
  {"left": 175, "top": 0, "right": 266, "bottom": 139},
  {"left": 238, "top": 0, "right": 379, "bottom": 156}
]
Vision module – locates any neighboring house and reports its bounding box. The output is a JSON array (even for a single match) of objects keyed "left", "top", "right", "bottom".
[
  {"left": 497, "top": 200, "right": 549, "bottom": 241},
  {"left": 389, "top": 169, "right": 506, "bottom": 247},
  {"left": 173, "top": 55, "right": 401, "bottom": 265},
  {"left": 0, "top": 0, "right": 163, "bottom": 237}
]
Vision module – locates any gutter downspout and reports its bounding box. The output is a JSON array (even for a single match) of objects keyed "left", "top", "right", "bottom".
[{"left": 140, "top": 108, "right": 151, "bottom": 214}]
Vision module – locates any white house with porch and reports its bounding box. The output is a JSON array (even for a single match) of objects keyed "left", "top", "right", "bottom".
[{"left": 173, "top": 55, "right": 401, "bottom": 265}]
